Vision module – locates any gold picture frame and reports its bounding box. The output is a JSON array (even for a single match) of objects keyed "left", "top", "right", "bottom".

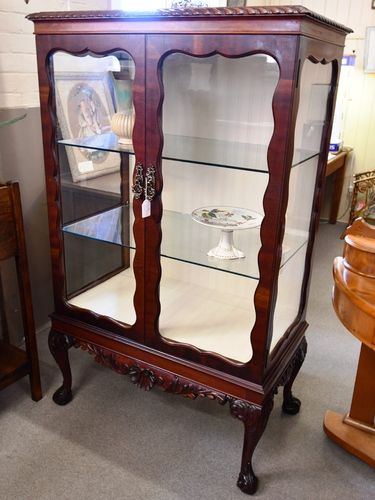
[{"left": 54, "top": 71, "right": 120, "bottom": 183}]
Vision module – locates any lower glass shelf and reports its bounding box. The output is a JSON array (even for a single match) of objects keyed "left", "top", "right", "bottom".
[{"left": 62, "top": 205, "right": 308, "bottom": 280}]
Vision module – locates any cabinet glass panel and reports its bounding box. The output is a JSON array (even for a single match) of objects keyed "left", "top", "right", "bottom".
[
  {"left": 51, "top": 52, "right": 136, "bottom": 325},
  {"left": 271, "top": 60, "right": 333, "bottom": 350},
  {"left": 159, "top": 53, "right": 279, "bottom": 362}
]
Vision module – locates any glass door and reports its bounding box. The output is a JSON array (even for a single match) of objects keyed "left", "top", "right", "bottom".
[
  {"left": 50, "top": 45, "right": 144, "bottom": 332},
  {"left": 155, "top": 51, "right": 281, "bottom": 363},
  {"left": 270, "top": 58, "right": 334, "bottom": 352}
]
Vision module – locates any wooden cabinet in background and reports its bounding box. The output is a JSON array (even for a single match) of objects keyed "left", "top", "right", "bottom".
[
  {"left": 29, "top": 6, "right": 351, "bottom": 494},
  {"left": 325, "top": 149, "right": 351, "bottom": 224},
  {"left": 0, "top": 182, "right": 42, "bottom": 401}
]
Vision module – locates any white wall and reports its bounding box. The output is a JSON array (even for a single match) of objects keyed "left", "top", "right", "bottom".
[
  {"left": 0, "top": 0, "right": 110, "bottom": 108},
  {"left": 246, "top": 0, "right": 375, "bottom": 220},
  {"left": 0, "top": 0, "right": 109, "bottom": 331}
]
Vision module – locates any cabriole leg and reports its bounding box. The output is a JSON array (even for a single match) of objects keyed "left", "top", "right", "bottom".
[
  {"left": 230, "top": 398, "right": 274, "bottom": 495},
  {"left": 282, "top": 336, "right": 308, "bottom": 415},
  {"left": 48, "top": 329, "right": 74, "bottom": 405}
]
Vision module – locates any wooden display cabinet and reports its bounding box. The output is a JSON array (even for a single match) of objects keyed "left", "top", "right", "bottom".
[{"left": 29, "top": 6, "right": 351, "bottom": 494}]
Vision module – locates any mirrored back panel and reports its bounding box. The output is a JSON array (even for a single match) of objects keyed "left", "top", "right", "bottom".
[
  {"left": 51, "top": 51, "right": 137, "bottom": 326},
  {"left": 159, "top": 53, "right": 280, "bottom": 362},
  {"left": 271, "top": 59, "right": 333, "bottom": 351}
]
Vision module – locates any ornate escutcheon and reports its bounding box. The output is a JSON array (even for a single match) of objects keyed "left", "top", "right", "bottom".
[
  {"left": 132, "top": 163, "right": 144, "bottom": 199},
  {"left": 145, "top": 165, "right": 156, "bottom": 201}
]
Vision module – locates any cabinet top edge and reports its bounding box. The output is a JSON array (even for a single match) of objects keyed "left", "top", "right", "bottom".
[{"left": 27, "top": 6, "right": 352, "bottom": 34}]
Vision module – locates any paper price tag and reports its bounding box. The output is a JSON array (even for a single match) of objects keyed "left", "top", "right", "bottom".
[{"left": 142, "top": 199, "right": 151, "bottom": 218}]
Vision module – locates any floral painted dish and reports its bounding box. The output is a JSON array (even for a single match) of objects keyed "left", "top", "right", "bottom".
[{"left": 191, "top": 206, "right": 262, "bottom": 230}]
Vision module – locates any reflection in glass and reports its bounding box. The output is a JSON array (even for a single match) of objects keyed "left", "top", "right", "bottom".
[
  {"left": 163, "top": 54, "right": 279, "bottom": 171},
  {"left": 59, "top": 132, "right": 316, "bottom": 172},
  {"left": 51, "top": 51, "right": 137, "bottom": 326},
  {"left": 271, "top": 60, "right": 333, "bottom": 350},
  {"left": 110, "top": 61, "right": 135, "bottom": 147},
  {"left": 159, "top": 53, "right": 280, "bottom": 362}
]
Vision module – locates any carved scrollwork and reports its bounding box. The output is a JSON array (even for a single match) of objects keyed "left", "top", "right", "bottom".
[
  {"left": 128, "top": 366, "right": 162, "bottom": 391},
  {"left": 145, "top": 166, "right": 156, "bottom": 201},
  {"left": 48, "top": 330, "right": 74, "bottom": 356},
  {"left": 132, "top": 163, "right": 144, "bottom": 200},
  {"left": 77, "top": 341, "right": 163, "bottom": 389},
  {"left": 275, "top": 336, "right": 307, "bottom": 392},
  {"left": 27, "top": 8, "right": 352, "bottom": 34},
  {"left": 229, "top": 400, "right": 259, "bottom": 422},
  {"left": 48, "top": 330, "right": 74, "bottom": 405},
  {"left": 272, "top": 337, "right": 308, "bottom": 415},
  {"left": 74, "top": 340, "right": 234, "bottom": 405},
  {"left": 229, "top": 397, "right": 274, "bottom": 495},
  {"left": 164, "top": 376, "right": 231, "bottom": 405},
  {"left": 70, "top": 338, "right": 288, "bottom": 495},
  {"left": 230, "top": 397, "right": 274, "bottom": 426}
]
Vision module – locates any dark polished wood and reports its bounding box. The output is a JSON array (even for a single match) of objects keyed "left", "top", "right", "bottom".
[
  {"left": 230, "top": 398, "right": 274, "bottom": 494},
  {"left": 282, "top": 336, "right": 307, "bottom": 414},
  {"left": 29, "top": 7, "right": 350, "bottom": 494},
  {"left": 49, "top": 323, "right": 307, "bottom": 493},
  {"left": 145, "top": 33, "right": 300, "bottom": 383},
  {"left": 0, "top": 182, "right": 42, "bottom": 401},
  {"left": 27, "top": 7, "right": 351, "bottom": 45},
  {"left": 48, "top": 329, "right": 73, "bottom": 405}
]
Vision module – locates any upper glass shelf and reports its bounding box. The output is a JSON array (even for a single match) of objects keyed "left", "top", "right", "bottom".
[
  {"left": 163, "top": 134, "right": 319, "bottom": 171},
  {"left": 59, "top": 133, "right": 135, "bottom": 155},
  {"left": 62, "top": 205, "right": 308, "bottom": 280},
  {"left": 59, "top": 132, "right": 319, "bottom": 172}
]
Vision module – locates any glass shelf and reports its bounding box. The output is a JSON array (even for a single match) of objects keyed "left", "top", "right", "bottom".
[
  {"left": 163, "top": 134, "right": 319, "bottom": 171},
  {"left": 62, "top": 205, "right": 308, "bottom": 279},
  {"left": 63, "top": 204, "right": 134, "bottom": 248},
  {"left": 59, "top": 133, "right": 134, "bottom": 155},
  {"left": 58, "top": 132, "right": 319, "bottom": 172}
]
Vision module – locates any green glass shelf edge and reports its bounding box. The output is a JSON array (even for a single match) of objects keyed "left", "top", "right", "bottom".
[
  {"left": 0, "top": 113, "right": 27, "bottom": 128},
  {"left": 62, "top": 205, "right": 308, "bottom": 280}
]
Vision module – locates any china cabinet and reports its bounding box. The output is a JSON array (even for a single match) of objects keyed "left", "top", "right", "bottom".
[{"left": 29, "top": 6, "right": 351, "bottom": 494}]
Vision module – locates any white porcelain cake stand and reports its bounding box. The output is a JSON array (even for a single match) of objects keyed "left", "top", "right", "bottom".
[{"left": 191, "top": 206, "right": 262, "bottom": 260}]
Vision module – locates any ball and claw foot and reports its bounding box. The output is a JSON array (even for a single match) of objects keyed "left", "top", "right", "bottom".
[
  {"left": 282, "top": 394, "right": 301, "bottom": 415},
  {"left": 237, "top": 470, "right": 258, "bottom": 495},
  {"left": 52, "top": 385, "right": 73, "bottom": 406}
]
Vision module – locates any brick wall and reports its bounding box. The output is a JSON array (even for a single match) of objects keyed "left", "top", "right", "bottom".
[
  {"left": 0, "top": 0, "right": 109, "bottom": 108},
  {"left": 0, "top": 0, "right": 110, "bottom": 332}
]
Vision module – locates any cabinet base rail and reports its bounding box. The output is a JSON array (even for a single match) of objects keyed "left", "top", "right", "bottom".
[{"left": 48, "top": 328, "right": 307, "bottom": 495}]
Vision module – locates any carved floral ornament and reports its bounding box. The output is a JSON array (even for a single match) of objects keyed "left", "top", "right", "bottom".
[{"left": 73, "top": 337, "right": 306, "bottom": 409}]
